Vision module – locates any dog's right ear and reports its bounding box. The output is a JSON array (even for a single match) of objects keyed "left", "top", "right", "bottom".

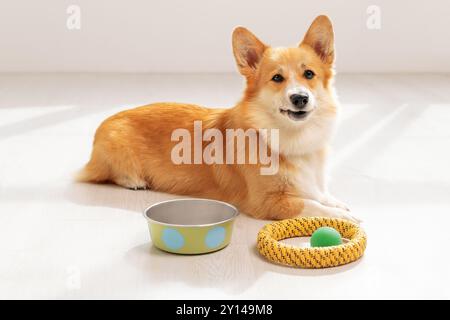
[{"left": 232, "top": 27, "right": 267, "bottom": 77}]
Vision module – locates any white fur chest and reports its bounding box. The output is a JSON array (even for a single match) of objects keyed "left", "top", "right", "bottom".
[
  {"left": 284, "top": 152, "right": 324, "bottom": 199},
  {"left": 279, "top": 114, "right": 336, "bottom": 156}
]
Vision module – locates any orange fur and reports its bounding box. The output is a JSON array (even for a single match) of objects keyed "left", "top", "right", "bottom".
[{"left": 78, "top": 16, "right": 356, "bottom": 221}]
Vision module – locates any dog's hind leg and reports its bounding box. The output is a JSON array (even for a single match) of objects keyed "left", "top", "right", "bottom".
[
  {"left": 77, "top": 141, "right": 149, "bottom": 190},
  {"left": 109, "top": 155, "right": 150, "bottom": 190}
]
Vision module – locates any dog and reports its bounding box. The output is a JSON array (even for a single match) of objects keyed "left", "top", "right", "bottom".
[{"left": 77, "top": 15, "right": 358, "bottom": 222}]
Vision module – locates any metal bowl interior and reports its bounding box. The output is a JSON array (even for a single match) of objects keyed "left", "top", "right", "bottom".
[{"left": 144, "top": 198, "right": 238, "bottom": 227}]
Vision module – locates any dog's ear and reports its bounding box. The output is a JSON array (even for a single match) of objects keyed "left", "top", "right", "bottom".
[
  {"left": 232, "top": 27, "right": 267, "bottom": 77},
  {"left": 300, "top": 15, "right": 335, "bottom": 65}
]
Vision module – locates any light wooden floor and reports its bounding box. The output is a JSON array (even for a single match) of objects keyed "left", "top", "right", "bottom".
[{"left": 1, "top": 74, "right": 450, "bottom": 299}]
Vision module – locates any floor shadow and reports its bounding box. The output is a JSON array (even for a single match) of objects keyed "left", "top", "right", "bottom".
[
  {"left": 122, "top": 240, "right": 364, "bottom": 295},
  {"left": 65, "top": 182, "right": 181, "bottom": 214},
  {"left": 0, "top": 106, "right": 98, "bottom": 140},
  {"left": 123, "top": 243, "right": 265, "bottom": 294},
  {"left": 333, "top": 102, "right": 428, "bottom": 172}
]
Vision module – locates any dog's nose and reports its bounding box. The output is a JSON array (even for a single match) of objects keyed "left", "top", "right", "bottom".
[{"left": 290, "top": 94, "right": 309, "bottom": 108}]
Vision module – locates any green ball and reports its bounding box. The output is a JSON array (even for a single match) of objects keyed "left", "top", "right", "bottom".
[{"left": 310, "top": 227, "right": 343, "bottom": 247}]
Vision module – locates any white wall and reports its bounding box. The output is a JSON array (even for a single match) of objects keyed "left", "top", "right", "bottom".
[{"left": 0, "top": 0, "right": 449, "bottom": 73}]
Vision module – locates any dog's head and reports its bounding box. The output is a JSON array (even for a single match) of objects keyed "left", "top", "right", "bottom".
[{"left": 233, "top": 15, "right": 337, "bottom": 129}]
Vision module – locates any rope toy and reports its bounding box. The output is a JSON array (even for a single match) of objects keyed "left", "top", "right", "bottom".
[{"left": 257, "top": 217, "right": 367, "bottom": 268}]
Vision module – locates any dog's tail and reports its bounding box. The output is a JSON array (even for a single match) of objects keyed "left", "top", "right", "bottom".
[{"left": 75, "top": 156, "right": 110, "bottom": 183}]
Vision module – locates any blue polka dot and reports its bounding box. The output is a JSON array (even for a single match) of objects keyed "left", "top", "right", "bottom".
[
  {"left": 205, "top": 227, "right": 226, "bottom": 248},
  {"left": 162, "top": 228, "right": 185, "bottom": 250}
]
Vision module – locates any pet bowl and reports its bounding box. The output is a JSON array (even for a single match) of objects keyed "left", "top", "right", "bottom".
[{"left": 143, "top": 198, "right": 239, "bottom": 254}]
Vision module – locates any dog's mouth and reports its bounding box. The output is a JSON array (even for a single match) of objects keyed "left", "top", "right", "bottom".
[{"left": 279, "top": 109, "right": 310, "bottom": 121}]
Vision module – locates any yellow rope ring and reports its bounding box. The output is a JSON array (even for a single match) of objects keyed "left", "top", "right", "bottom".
[{"left": 257, "top": 217, "right": 367, "bottom": 268}]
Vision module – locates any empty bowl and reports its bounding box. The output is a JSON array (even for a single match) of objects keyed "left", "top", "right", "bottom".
[{"left": 143, "top": 198, "right": 239, "bottom": 254}]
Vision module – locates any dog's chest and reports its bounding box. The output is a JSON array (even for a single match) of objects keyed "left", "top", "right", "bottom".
[
  {"left": 283, "top": 152, "right": 323, "bottom": 197},
  {"left": 281, "top": 119, "right": 334, "bottom": 156}
]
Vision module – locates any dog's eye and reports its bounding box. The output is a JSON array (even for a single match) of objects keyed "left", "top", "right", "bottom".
[
  {"left": 271, "top": 74, "right": 284, "bottom": 83},
  {"left": 304, "top": 70, "right": 315, "bottom": 80}
]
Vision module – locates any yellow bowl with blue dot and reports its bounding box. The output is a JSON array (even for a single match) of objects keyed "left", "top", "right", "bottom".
[{"left": 144, "top": 199, "right": 239, "bottom": 254}]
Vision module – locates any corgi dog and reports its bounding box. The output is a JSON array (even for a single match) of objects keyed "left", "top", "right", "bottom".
[{"left": 77, "top": 15, "right": 358, "bottom": 222}]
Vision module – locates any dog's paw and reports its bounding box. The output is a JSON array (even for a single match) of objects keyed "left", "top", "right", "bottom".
[
  {"left": 320, "top": 194, "right": 350, "bottom": 211},
  {"left": 115, "top": 177, "right": 148, "bottom": 191},
  {"left": 325, "top": 207, "right": 361, "bottom": 224},
  {"left": 300, "top": 199, "right": 362, "bottom": 224},
  {"left": 127, "top": 186, "right": 148, "bottom": 191}
]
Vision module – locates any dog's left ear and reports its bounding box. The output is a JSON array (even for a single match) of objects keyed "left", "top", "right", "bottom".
[{"left": 300, "top": 15, "right": 335, "bottom": 65}]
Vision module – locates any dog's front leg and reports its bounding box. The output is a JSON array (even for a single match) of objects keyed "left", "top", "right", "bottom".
[{"left": 314, "top": 148, "right": 350, "bottom": 211}]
